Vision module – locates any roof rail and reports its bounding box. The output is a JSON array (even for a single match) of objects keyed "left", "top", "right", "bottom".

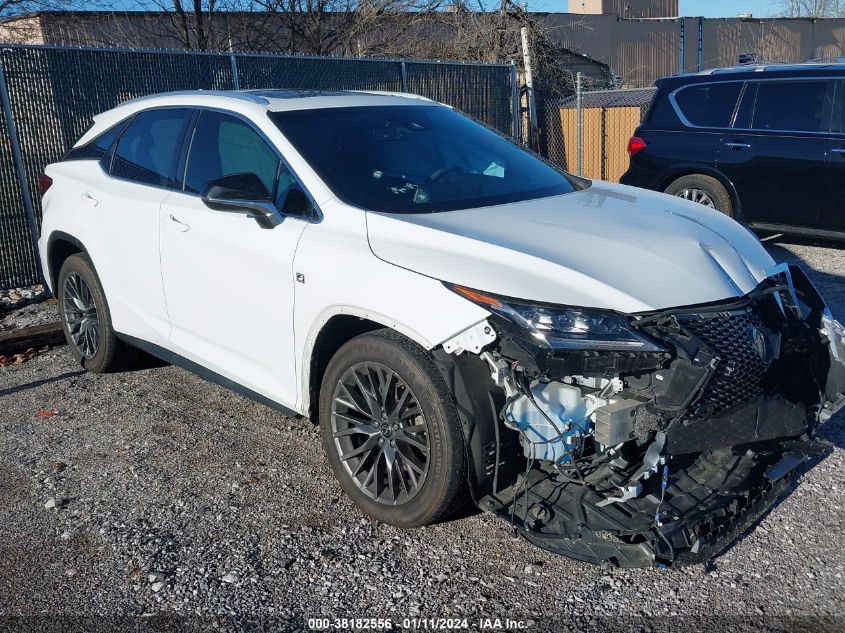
[
  {"left": 119, "top": 90, "right": 271, "bottom": 108},
  {"left": 807, "top": 56, "right": 845, "bottom": 63}
]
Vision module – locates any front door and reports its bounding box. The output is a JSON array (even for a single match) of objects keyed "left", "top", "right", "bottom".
[
  {"left": 159, "top": 109, "right": 308, "bottom": 408},
  {"left": 717, "top": 79, "right": 835, "bottom": 228}
]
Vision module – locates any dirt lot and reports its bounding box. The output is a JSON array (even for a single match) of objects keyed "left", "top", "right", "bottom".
[{"left": 1, "top": 239, "right": 844, "bottom": 632}]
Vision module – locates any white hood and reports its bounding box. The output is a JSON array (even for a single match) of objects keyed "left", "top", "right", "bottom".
[{"left": 366, "top": 183, "right": 776, "bottom": 314}]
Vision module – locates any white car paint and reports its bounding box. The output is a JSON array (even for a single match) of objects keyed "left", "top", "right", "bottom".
[
  {"left": 37, "top": 90, "right": 777, "bottom": 415},
  {"left": 367, "top": 185, "right": 774, "bottom": 314}
]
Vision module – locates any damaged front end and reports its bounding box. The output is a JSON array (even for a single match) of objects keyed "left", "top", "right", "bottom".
[{"left": 434, "top": 265, "right": 845, "bottom": 568}]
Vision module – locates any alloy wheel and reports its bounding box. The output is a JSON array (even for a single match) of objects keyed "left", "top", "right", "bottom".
[
  {"left": 62, "top": 272, "right": 100, "bottom": 358},
  {"left": 675, "top": 187, "right": 716, "bottom": 208},
  {"left": 330, "top": 361, "right": 431, "bottom": 506}
]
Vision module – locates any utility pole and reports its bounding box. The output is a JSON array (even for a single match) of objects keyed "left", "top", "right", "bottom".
[{"left": 520, "top": 26, "right": 538, "bottom": 149}]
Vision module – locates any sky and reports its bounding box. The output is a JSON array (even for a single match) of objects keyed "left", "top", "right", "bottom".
[{"left": 530, "top": 1, "right": 781, "bottom": 16}]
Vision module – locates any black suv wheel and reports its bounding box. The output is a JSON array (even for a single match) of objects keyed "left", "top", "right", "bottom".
[{"left": 665, "top": 175, "right": 733, "bottom": 216}]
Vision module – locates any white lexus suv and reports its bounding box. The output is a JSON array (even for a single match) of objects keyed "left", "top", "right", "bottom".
[{"left": 38, "top": 90, "right": 845, "bottom": 567}]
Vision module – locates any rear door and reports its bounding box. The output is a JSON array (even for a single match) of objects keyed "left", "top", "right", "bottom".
[
  {"left": 650, "top": 81, "right": 742, "bottom": 181},
  {"left": 86, "top": 107, "right": 192, "bottom": 346},
  {"left": 821, "top": 79, "right": 845, "bottom": 232},
  {"left": 717, "top": 78, "right": 835, "bottom": 228}
]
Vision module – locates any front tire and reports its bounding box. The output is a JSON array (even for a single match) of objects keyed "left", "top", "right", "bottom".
[
  {"left": 665, "top": 174, "right": 733, "bottom": 217},
  {"left": 58, "top": 253, "right": 136, "bottom": 373},
  {"left": 319, "top": 330, "right": 467, "bottom": 528}
]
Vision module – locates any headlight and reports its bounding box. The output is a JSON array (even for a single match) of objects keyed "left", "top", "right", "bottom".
[{"left": 447, "top": 284, "right": 665, "bottom": 353}]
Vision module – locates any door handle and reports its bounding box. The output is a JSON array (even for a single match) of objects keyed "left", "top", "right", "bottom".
[
  {"left": 81, "top": 191, "right": 98, "bottom": 206},
  {"left": 168, "top": 213, "right": 190, "bottom": 232},
  {"left": 832, "top": 148, "right": 845, "bottom": 155},
  {"left": 724, "top": 142, "right": 751, "bottom": 149}
]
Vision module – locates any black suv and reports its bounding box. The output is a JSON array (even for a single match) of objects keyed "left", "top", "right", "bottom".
[{"left": 621, "top": 63, "right": 845, "bottom": 239}]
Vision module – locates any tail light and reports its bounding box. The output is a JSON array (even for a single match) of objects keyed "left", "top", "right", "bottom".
[
  {"left": 627, "top": 136, "right": 647, "bottom": 156},
  {"left": 37, "top": 173, "right": 53, "bottom": 195}
]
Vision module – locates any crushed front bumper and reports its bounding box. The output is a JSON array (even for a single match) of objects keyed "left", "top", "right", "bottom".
[{"left": 471, "top": 264, "right": 845, "bottom": 567}]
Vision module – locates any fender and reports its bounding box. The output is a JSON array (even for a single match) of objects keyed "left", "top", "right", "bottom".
[
  {"left": 299, "top": 305, "right": 439, "bottom": 415},
  {"left": 45, "top": 230, "right": 90, "bottom": 290}
]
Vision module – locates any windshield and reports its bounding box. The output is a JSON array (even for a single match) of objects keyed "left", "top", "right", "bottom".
[{"left": 269, "top": 105, "right": 578, "bottom": 213}]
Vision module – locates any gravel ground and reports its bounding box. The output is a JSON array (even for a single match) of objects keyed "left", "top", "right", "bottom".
[{"left": 0, "top": 239, "right": 844, "bottom": 632}]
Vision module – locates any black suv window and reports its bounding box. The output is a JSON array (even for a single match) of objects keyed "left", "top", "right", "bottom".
[
  {"left": 751, "top": 80, "right": 834, "bottom": 133},
  {"left": 184, "top": 111, "right": 280, "bottom": 195},
  {"left": 674, "top": 82, "right": 742, "bottom": 128},
  {"left": 110, "top": 109, "right": 191, "bottom": 187}
]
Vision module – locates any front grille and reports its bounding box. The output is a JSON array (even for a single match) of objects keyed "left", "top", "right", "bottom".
[{"left": 677, "top": 309, "right": 769, "bottom": 417}]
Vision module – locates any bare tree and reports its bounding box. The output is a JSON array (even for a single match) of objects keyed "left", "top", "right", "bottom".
[{"left": 779, "top": 0, "right": 845, "bottom": 17}]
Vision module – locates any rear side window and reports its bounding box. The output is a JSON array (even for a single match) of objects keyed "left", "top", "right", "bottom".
[
  {"left": 674, "top": 82, "right": 742, "bottom": 128},
  {"left": 184, "top": 110, "right": 280, "bottom": 195},
  {"left": 110, "top": 108, "right": 191, "bottom": 187},
  {"left": 751, "top": 80, "right": 835, "bottom": 133},
  {"left": 64, "top": 119, "right": 130, "bottom": 161}
]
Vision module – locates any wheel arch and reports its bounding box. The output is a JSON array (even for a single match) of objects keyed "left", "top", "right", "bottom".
[
  {"left": 658, "top": 166, "right": 742, "bottom": 220},
  {"left": 303, "top": 310, "right": 437, "bottom": 422},
  {"left": 303, "top": 311, "right": 518, "bottom": 507},
  {"left": 46, "top": 231, "right": 89, "bottom": 292}
]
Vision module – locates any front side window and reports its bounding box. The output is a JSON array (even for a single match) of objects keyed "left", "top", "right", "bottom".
[
  {"left": 673, "top": 82, "right": 742, "bottom": 128},
  {"left": 270, "top": 105, "right": 577, "bottom": 214},
  {"left": 110, "top": 108, "right": 191, "bottom": 187},
  {"left": 184, "top": 111, "right": 280, "bottom": 195},
  {"left": 751, "top": 80, "right": 835, "bottom": 133}
]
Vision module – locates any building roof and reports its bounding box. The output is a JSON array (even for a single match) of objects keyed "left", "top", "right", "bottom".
[{"left": 557, "top": 87, "right": 656, "bottom": 109}]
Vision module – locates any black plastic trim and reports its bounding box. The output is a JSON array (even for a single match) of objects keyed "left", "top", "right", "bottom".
[
  {"left": 116, "top": 333, "right": 301, "bottom": 418},
  {"left": 748, "top": 222, "right": 845, "bottom": 241},
  {"left": 45, "top": 230, "right": 89, "bottom": 290}
]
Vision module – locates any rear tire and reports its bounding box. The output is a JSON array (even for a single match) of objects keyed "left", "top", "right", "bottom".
[
  {"left": 58, "top": 254, "right": 136, "bottom": 373},
  {"left": 319, "top": 330, "right": 467, "bottom": 528},
  {"left": 665, "top": 174, "right": 733, "bottom": 217}
]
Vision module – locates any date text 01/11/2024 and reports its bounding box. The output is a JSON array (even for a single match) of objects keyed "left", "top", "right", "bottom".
[{"left": 306, "top": 617, "right": 533, "bottom": 630}]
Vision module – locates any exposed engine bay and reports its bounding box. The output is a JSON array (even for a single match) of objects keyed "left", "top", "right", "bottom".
[{"left": 434, "top": 264, "right": 845, "bottom": 567}]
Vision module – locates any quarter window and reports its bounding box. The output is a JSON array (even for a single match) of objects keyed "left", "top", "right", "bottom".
[
  {"left": 110, "top": 109, "right": 191, "bottom": 187},
  {"left": 65, "top": 118, "right": 130, "bottom": 161},
  {"left": 674, "top": 83, "right": 742, "bottom": 128},
  {"left": 751, "top": 80, "right": 834, "bottom": 133},
  {"left": 184, "top": 111, "right": 280, "bottom": 195}
]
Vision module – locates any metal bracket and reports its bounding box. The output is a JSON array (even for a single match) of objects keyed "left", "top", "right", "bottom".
[{"left": 442, "top": 320, "right": 496, "bottom": 355}]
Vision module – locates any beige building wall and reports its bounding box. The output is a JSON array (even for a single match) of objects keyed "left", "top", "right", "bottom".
[
  {"left": 0, "top": 16, "right": 46, "bottom": 45},
  {"left": 569, "top": 1, "right": 679, "bottom": 18}
]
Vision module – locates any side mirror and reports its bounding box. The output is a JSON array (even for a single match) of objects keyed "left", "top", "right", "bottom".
[{"left": 201, "top": 173, "right": 281, "bottom": 229}]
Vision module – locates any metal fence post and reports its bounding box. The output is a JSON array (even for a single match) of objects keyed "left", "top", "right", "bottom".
[
  {"left": 230, "top": 53, "right": 240, "bottom": 90},
  {"left": 400, "top": 61, "right": 408, "bottom": 93},
  {"left": 0, "top": 55, "right": 44, "bottom": 285},
  {"left": 576, "top": 72, "right": 583, "bottom": 177},
  {"left": 679, "top": 18, "right": 686, "bottom": 73},
  {"left": 510, "top": 60, "right": 520, "bottom": 143},
  {"left": 697, "top": 17, "right": 704, "bottom": 72}
]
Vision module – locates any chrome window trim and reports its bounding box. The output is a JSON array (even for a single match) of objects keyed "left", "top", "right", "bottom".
[
  {"left": 669, "top": 76, "right": 842, "bottom": 135},
  {"left": 668, "top": 79, "right": 745, "bottom": 130}
]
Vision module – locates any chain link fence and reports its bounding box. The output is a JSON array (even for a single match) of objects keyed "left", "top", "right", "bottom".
[
  {"left": 0, "top": 45, "right": 517, "bottom": 291},
  {"left": 540, "top": 80, "right": 656, "bottom": 183}
]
